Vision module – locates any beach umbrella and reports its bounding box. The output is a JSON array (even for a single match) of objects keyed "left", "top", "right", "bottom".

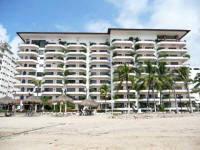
[
  {"left": 80, "top": 96, "right": 99, "bottom": 108},
  {"left": 52, "top": 95, "right": 74, "bottom": 113},
  {"left": 23, "top": 96, "right": 42, "bottom": 112}
]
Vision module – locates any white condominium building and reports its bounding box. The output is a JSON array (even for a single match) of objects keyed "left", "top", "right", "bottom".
[
  {"left": 15, "top": 28, "right": 192, "bottom": 110},
  {"left": 0, "top": 39, "right": 18, "bottom": 98}
]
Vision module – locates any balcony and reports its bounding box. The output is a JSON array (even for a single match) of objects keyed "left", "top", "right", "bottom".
[
  {"left": 67, "top": 75, "right": 86, "bottom": 79},
  {"left": 15, "top": 91, "right": 33, "bottom": 96},
  {"left": 66, "top": 66, "right": 86, "bottom": 71},
  {"left": 66, "top": 83, "right": 86, "bottom": 87},
  {"left": 138, "top": 56, "right": 157, "bottom": 61},
  {"left": 44, "top": 66, "right": 64, "bottom": 72},
  {"left": 113, "top": 48, "right": 134, "bottom": 53},
  {"left": 114, "top": 99, "right": 136, "bottom": 102},
  {"left": 15, "top": 75, "right": 36, "bottom": 79},
  {"left": 14, "top": 83, "right": 35, "bottom": 88},
  {"left": 43, "top": 75, "right": 63, "bottom": 79},
  {"left": 113, "top": 90, "right": 136, "bottom": 94},
  {"left": 17, "top": 58, "right": 38, "bottom": 64},
  {"left": 18, "top": 44, "right": 39, "bottom": 50},
  {"left": 90, "top": 52, "right": 109, "bottom": 57},
  {"left": 165, "top": 64, "right": 189, "bottom": 68},
  {"left": 42, "top": 91, "right": 62, "bottom": 96},
  {"left": 45, "top": 58, "right": 64, "bottom": 64},
  {"left": 18, "top": 51, "right": 39, "bottom": 57},
  {"left": 65, "top": 91, "right": 86, "bottom": 96},
  {"left": 90, "top": 67, "right": 110, "bottom": 71},
  {"left": 158, "top": 56, "right": 188, "bottom": 62},
  {"left": 66, "top": 52, "right": 86, "bottom": 56},
  {"left": 112, "top": 40, "right": 133, "bottom": 46},
  {"left": 113, "top": 63, "right": 134, "bottom": 68},
  {"left": 16, "top": 66, "right": 37, "bottom": 71},
  {"left": 90, "top": 59, "right": 109, "bottom": 64},
  {"left": 90, "top": 44, "right": 109, "bottom": 49},
  {"left": 112, "top": 56, "right": 133, "bottom": 61},
  {"left": 135, "top": 41, "right": 155, "bottom": 45},
  {"left": 157, "top": 48, "right": 187, "bottom": 54},
  {"left": 136, "top": 48, "right": 155, "bottom": 54},
  {"left": 162, "top": 89, "right": 188, "bottom": 93},
  {"left": 157, "top": 41, "right": 186, "bottom": 48},
  {"left": 67, "top": 43, "right": 87, "bottom": 49},
  {"left": 43, "top": 83, "right": 63, "bottom": 88},
  {"left": 45, "top": 51, "right": 64, "bottom": 56},
  {"left": 45, "top": 44, "right": 65, "bottom": 49},
  {"left": 90, "top": 74, "right": 110, "bottom": 80}
]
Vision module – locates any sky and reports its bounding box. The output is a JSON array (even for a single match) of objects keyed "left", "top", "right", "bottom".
[{"left": 0, "top": 0, "right": 200, "bottom": 66}]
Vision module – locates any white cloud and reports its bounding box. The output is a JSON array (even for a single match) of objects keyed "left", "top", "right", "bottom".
[
  {"left": 106, "top": 0, "right": 200, "bottom": 67},
  {"left": 0, "top": 24, "right": 22, "bottom": 58},
  {"left": 10, "top": 36, "right": 22, "bottom": 58},
  {"left": 0, "top": 24, "right": 9, "bottom": 42},
  {"left": 85, "top": 20, "right": 112, "bottom": 32}
]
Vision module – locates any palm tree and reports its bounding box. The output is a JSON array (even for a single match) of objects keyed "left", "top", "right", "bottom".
[
  {"left": 174, "top": 67, "right": 193, "bottom": 113},
  {"left": 31, "top": 79, "right": 42, "bottom": 112},
  {"left": 115, "top": 63, "right": 134, "bottom": 114},
  {"left": 194, "top": 73, "right": 200, "bottom": 89},
  {"left": 99, "top": 84, "right": 110, "bottom": 112}
]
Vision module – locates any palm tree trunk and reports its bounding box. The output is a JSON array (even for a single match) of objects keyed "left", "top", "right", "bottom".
[
  {"left": 172, "top": 83, "right": 178, "bottom": 114},
  {"left": 105, "top": 95, "right": 107, "bottom": 113},
  {"left": 152, "top": 84, "right": 156, "bottom": 112},
  {"left": 136, "top": 91, "right": 139, "bottom": 112},
  {"left": 186, "top": 82, "right": 193, "bottom": 113},
  {"left": 147, "top": 82, "right": 151, "bottom": 111},
  {"left": 126, "top": 79, "right": 130, "bottom": 114}
]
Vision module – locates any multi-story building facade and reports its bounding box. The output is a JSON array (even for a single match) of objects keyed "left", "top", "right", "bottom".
[
  {"left": 15, "top": 28, "right": 193, "bottom": 111},
  {"left": 0, "top": 39, "right": 18, "bottom": 98}
]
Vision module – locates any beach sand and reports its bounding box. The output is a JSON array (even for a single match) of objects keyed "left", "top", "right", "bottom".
[{"left": 0, "top": 113, "right": 200, "bottom": 150}]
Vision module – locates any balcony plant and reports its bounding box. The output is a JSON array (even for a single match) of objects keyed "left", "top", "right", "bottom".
[
  {"left": 113, "top": 94, "right": 119, "bottom": 99},
  {"left": 80, "top": 72, "right": 86, "bottom": 76},
  {"left": 64, "top": 80, "right": 69, "bottom": 84},
  {"left": 158, "top": 53, "right": 168, "bottom": 58},
  {"left": 80, "top": 57, "right": 86, "bottom": 60},
  {"left": 183, "top": 54, "right": 190, "bottom": 58},
  {"left": 57, "top": 64, "right": 64, "bottom": 68},
  {"left": 57, "top": 56, "right": 64, "bottom": 60},
  {"left": 134, "top": 44, "right": 141, "bottom": 50},
  {"left": 89, "top": 88, "right": 97, "bottom": 92},
  {"left": 109, "top": 46, "right": 116, "bottom": 50},
  {"left": 113, "top": 51, "right": 118, "bottom": 57},
  {"left": 90, "top": 42, "right": 96, "bottom": 46},
  {"left": 80, "top": 43, "right": 87, "bottom": 46},
  {"left": 79, "top": 96, "right": 86, "bottom": 100},
  {"left": 82, "top": 47, "right": 87, "bottom": 53},
  {"left": 42, "top": 72, "right": 46, "bottom": 76},
  {"left": 134, "top": 37, "right": 140, "bottom": 42},
  {"left": 130, "top": 51, "right": 135, "bottom": 57},
  {"left": 104, "top": 41, "right": 110, "bottom": 46},
  {"left": 157, "top": 47, "right": 164, "bottom": 51},
  {"left": 64, "top": 70, "right": 69, "bottom": 76},
  {"left": 58, "top": 40, "right": 67, "bottom": 45},
  {"left": 112, "top": 39, "right": 116, "bottom": 42},
  {"left": 128, "top": 37, "right": 134, "bottom": 42},
  {"left": 83, "top": 79, "right": 86, "bottom": 84}
]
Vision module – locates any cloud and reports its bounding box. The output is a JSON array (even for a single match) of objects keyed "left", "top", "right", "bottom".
[
  {"left": 84, "top": 20, "right": 112, "bottom": 32},
  {"left": 10, "top": 36, "right": 22, "bottom": 58},
  {"left": 0, "top": 24, "right": 9, "bottom": 42},
  {"left": 105, "top": 0, "right": 200, "bottom": 66},
  {"left": 0, "top": 24, "right": 22, "bottom": 58}
]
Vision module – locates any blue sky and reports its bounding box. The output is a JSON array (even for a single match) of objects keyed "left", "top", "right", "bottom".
[{"left": 0, "top": 0, "right": 200, "bottom": 66}]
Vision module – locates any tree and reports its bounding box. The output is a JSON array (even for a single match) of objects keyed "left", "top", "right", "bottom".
[
  {"left": 99, "top": 84, "right": 110, "bottom": 112},
  {"left": 115, "top": 63, "right": 134, "bottom": 114},
  {"left": 31, "top": 79, "right": 42, "bottom": 112},
  {"left": 174, "top": 67, "right": 193, "bottom": 113}
]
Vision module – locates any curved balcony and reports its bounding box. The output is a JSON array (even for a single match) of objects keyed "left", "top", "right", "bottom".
[
  {"left": 90, "top": 44, "right": 109, "bottom": 49},
  {"left": 113, "top": 64, "right": 134, "bottom": 69},
  {"left": 66, "top": 83, "right": 86, "bottom": 87},
  {"left": 113, "top": 48, "right": 134, "bottom": 53},
  {"left": 90, "top": 92, "right": 100, "bottom": 95},
  {"left": 90, "top": 75, "right": 110, "bottom": 80},
  {"left": 90, "top": 83, "right": 103, "bottom": 87},
  {"left": 67, "top": 75, "right": 86, "bottom": 79},
  {"left": 135, "top": 41, "right": 155, "bottom": 45},
  {"left": 14, "top": 83, "right": 35, "bottom": 88},
  {"left": 114, "top": 99, "right": 136, "bottom": 102},
  {"left": 157, "top": 41, "right": 186, "bottom": 48},
  {"left": 42, "top": 91, "right": 62, "bottom": 96},
  {"left": 90, "top": 59, "right": 109, "bottom": 64},
  {"left": 67, "top": 59, "right": 86, "bottom": 64},
  {"left": 66, "top": 67, "right": 86, "bottom": 71},
  {"left": 17, "top": 59, "right": 38, "bottom": 64},
  {"left": 43, "top": 75, "right": 63, "bottom": 79},
  {"left": 44, "top": 67, "right": 64, "bottom": 72},
  {"left": 139, "top": 90, "right": 159, "bottom": 93},
  {"left": 66, "top": 52, "right": 86, "bottom": 56},
  {"left": 113, "top": 81, "right": 131, "bottom": 85},
  {"left": 162, "top": 89, "right": 188, "bottom": 93},
  {"left": 112, "top": 40, "right": 133, "bottom": 46},
  {"left": 65, "top": 91, "right": 86, "bottom": 96},
  {"left": 67, "top": 44, "right": 86, "bottom": 49},
  {"left": 16, "top": 67, "right": 37, "bottom": 72},
  {"left": 138, "top": 98, "right": 160, "bottom": 102},
  {"left": 45, "top": 44, "right": 65, "bottom": 49},
  {"left": 43, "top": 83, "right": 63, "bottom": 88},
  {"left": 113, "top": 90, "right": 136, "bottom": 94},
  {"left": 45, "top": 51, "right": 64, "bottom": 56},
  {"left": 45, "top": 59, "right": 64, "bottom": 64},
  {"left": 158, "top": 56, "right": 188, "bottom": 62},
  {"left": 136, "top": 49, "right": 155, "bottom": 54},
  {"left": 165, "top": 64, "right": 189, "bottom": 68},
  {"left": 157, "top": 49, "right": 187, "bottom": 54},
  {"left": 15, "top": 91, "right": 33, "bottom": 96},
  {"left": 18, "top": 51, "right": 39, "bottom": 57},
  {"left": 90, "top": 52, "right": 109, "bottom": 57},
  {"left": 113, "top": 56, "right": 133, "bottom": 62},
  {"left": 18, "top": 44, "right": 39, "bottom": 50},
  {"left": 137, "top": 56, "right": 156, "bottom": 61},
  {"left": 90, "top": 67, "right": 110, "bottom": 71},
  {"left": 15, "top": 75, "right": 36, "bottom": 80}
]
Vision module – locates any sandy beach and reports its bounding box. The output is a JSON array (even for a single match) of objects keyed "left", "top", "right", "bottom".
[{"left": 0, "top": 113, "right": 200, "bottom": 150}]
